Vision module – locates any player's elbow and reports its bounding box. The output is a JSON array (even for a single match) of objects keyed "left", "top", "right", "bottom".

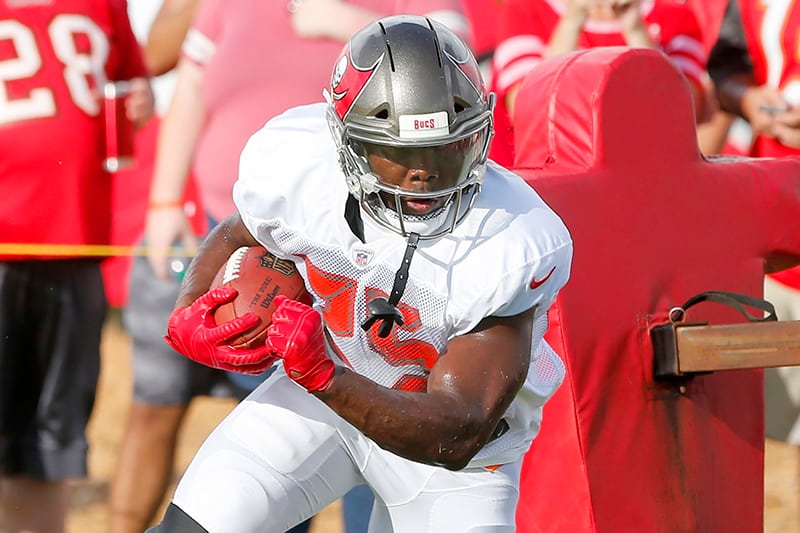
[
  {"left": 435, "top": 454, "right": 475, "bottom": 471},
  {"left": 429, "top": 430, "right": 488, "bottom": 471}
]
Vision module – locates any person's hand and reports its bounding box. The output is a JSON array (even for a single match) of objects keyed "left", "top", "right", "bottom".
[
  {"left": 740, "top": 85, "right": 787, "bottom": 138},
  {"left": 266, "top": 295, "right": 335, "bottom": 392},
  {"left": 125, "top": 77, "right": 155, "bottom": 128},
  {"left": 144, "top": 201, "right": 199, "bottom": 280},
  {"left": 609, "top": 0, "right": 644, "bottom": 33},
  {"left": 165, "top": 287, "right": 278, "bottom": 375},
  {"left": 771, "top": 106, "right": 800, "bottom": 149},
  {"left": 560, "top": 0, "right": 596, "bottom": 23},
  {"left": 289, "top": 0, "right": 344, "bottom": 39}
]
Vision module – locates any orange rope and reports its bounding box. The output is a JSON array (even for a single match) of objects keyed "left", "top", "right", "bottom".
[{"left": 0, "top": 244, "right": 195, "bottom": 258}]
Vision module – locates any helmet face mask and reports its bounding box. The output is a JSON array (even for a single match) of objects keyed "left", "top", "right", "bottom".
[{"left": 326, "top": 15, "right": 495, "bottom": 239}]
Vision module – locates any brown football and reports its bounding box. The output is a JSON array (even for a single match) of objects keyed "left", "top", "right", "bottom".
[{"left": 210, "top": 246, "right": 311, "bottom": 348}]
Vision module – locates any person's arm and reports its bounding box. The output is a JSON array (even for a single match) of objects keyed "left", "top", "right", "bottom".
[
  {"left": 696, "top": 105, "right": 736, "bottom": 155},
  {"left": 613, "top": 0, "right": 653, "bottom": 49},
  {"left": 707, "top": 0, "right": 753, "bottom": 117},
  {"left": 265, "top": 269, "right": 536, "bottom": 471},
  {"left": 315, "top": 309, "right": 534, "bottom": 470},
  {"left": 290, "top": 0, "right": 471, "bottom": 44},
  {"left": 289, "top": 0, "right": 382, "bottom": 42},
  {"left": 145, "top": 58, "right": 207, "bottom": 280},
  {"left": 544, "top": 0, "right": 588, "bottom": 58},
  {"left": 505, "top": 83, "right": 522, "bottom": 119},
  {"left": 109, "top": 0, "right": 154, "bottom": 125},
  {"left": 771, "top": 108, "right": 800, "bottom": 149},
  {"left": 696, "top": 3, "right": 745, "bottom": 155},
  {"left": 175, "top": 213, "right": 260, "bottom": 307},
  {"left": 164, "top": 213, "right": 273, "bottom": 375},
  {"left": 124, "top": 77, "right": 155, "bottom": 128},
  {"left": 708, "top": 0, "right": 787, "bottom": 137},
  {"left": 170, "top": 216, "right": 536, "bottom": 467},
  {"left": 144, "top": 0, "right": 203, "bottom": 75},
  {"left": 546, "top": 0, "right": 652, "bottom": 57}
]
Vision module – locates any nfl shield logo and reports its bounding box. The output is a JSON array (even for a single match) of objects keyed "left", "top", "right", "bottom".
[{"left": 353, "top": 248, "right": 373, "bottom": 267}]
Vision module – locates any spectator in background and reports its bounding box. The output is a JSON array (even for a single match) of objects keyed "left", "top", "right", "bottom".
[
  {"left": 490, "top": 0, "right": 709, "bottom": 167},
  {"left": 111, "top": 2, "right": 469, "bottom": 533},
  {"left": 0, "top": 2, "right": 153, "bottom": 532},
  {"left": 707, "top": 0, "right": 800, "bottom": 484},
  {"left": 460, "top": 0, "right": 505, "bottom": 66},
  {"left": 99, "top": 0, "right": 206, "bottom": 312},
  {"left": 107, "top": 3, "right": 211, "bottom": 533}
]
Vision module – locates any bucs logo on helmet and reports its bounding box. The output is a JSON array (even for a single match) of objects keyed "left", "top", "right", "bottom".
[{"left": 330, "top": 46, "right": 381, "bottom": 121}]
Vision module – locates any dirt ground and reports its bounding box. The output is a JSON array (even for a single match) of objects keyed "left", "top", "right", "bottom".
[
  {"left": 65, "top": 313, "right": 342, "bottom": 533},
  {"left": 58, "top": 314, "right": 799, "bottom": 532}
]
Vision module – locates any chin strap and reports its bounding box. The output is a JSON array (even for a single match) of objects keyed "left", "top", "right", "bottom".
[
  {"left": 361, "top": 232, "right": 420, "bottom": 338},
  {"left": 344, "top": 194, "right": 366, "bottom": 243}
]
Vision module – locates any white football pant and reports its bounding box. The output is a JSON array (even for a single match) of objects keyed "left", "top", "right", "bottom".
[{"left": 171, "top": 368, "right": 521, "bottom": 532}]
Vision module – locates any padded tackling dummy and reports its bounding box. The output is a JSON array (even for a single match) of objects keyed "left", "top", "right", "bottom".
[{"left": 511, "top": 47, "right": 800, "bottom": 532}]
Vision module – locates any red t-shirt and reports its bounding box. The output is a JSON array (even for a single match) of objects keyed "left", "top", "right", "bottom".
[
  {"left": 738, "top": 0, "right": 800, "bottom": 160},
  {"left": 182, "top": 0, "right": 466, "bottom": 222},
  {"left": 737, "top": 0, "right": 800, "bottom": 288},
  {"left": 490, "top": 0, "right": 707, "bottom": 167},
  {"left": 0, "top": 0, "right": 146, "bottom": 260}
]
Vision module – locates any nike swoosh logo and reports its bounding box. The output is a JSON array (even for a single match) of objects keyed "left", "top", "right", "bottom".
[{"left": 530, "top": 266, "right": 556, "bottom": 290}]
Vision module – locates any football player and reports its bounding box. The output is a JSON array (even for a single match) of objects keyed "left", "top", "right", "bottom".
[{"left": 150, "top": 15, "right": 572, "bottom": 532}]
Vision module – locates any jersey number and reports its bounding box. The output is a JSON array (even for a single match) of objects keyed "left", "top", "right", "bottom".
[
  {"left": 305, "top": 261, "right": 439, "bottom": 391},
  {"left": 0, "top": 15, "right": 108, "bottom": 125}
]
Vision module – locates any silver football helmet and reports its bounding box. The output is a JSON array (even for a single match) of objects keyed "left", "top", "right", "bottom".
[{"left": 326, "top": 15, "right": 495, "bottom": 239}]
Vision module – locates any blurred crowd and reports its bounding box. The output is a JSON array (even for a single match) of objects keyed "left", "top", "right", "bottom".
[{"left": 2, "top": 0, "right": 799, "bottom": 532}]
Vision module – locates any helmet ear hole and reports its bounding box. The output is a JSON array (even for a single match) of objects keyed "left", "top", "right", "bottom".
[{"left": 453, "top": 97, "right": 470, "bottom": 113}]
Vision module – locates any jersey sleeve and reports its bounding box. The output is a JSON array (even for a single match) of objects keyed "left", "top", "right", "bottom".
[
  {"left": 492, "top": 0, "right": 550, "bottom": 98},
  {"left": 656, "top": 5, "right": 708, "bottom": 94},
  {"left": 233, "top": 104, "right": 338, "bottom": 255},
  {"left": 449, "top": 224, "right": 572, "bottom": 335},
  {"left": 497, "top": 242, "right": 571, "bottom": 318},
  {"left": 181, "top": 0, "right": 225, "bottom": 66},
  {"left": 448, "top": 167, "right": 573, "bottom": 334}
]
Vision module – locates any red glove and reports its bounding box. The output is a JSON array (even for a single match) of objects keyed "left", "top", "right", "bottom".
[
  {"left": 165, "top": 287, "right": 277, "bottom": 375},
  {"left": 266, "top": 295, "right": 335, "bottom": 392}
]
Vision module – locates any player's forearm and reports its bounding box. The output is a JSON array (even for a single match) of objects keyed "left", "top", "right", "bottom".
[
  {"left": 148, "top": 60, "right": 206, "bottom": 205},
  {"left": 177, "top": 214, "right": 259, "bottom": 307},
  {"left": 315, "top": 368, "right": 498, "bottom": 470}
]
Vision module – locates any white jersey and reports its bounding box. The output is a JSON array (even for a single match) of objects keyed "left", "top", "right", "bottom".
[{"left": 234, "top": 102, "right": 573, "bottom": 467}]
